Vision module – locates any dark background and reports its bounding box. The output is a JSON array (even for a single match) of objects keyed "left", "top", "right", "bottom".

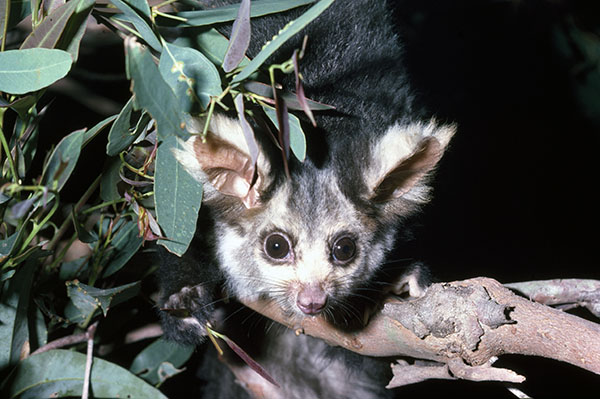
[
  {"left": 393, "top": 0, "right": 599, "bottom": 284},
  {"left": 36, "top": 0, "right": 599, "bottom": 397},
  {"left": 392, "top": 1, "right": 599, "bottom": 397}
]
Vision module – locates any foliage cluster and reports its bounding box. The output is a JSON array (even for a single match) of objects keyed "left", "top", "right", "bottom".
[{"left": 0, "top": 0, "right": 331, "bottom": 396}]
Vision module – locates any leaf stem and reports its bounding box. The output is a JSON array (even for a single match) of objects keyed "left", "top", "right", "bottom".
[
  {"left": 153, "top": 9, "right": 188, "bottom": 22},
  {"left": 46, "top": 175, "right": 101, "bottom": 252},
  {"left": 0, "top": 111, "right": 19, "bottom": 183},
  {"left": 19, "top": 197, "right": 60, "bottom": 252},
  {"left": 153, "top": 0, "right": 179, "bottom": 10},
  {"left": 205, "top": 325, "right": 224, "bottom": 356},
  {"left": 119, "top": 152, "right": 155, "bottom": 180},
  {"left": 1, "top": 0, "right": 10, "bottom": 52}
]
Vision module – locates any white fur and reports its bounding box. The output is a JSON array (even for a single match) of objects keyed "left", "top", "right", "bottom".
[
  {"left": 366, "top": 120, "right": 455, "bottom": 202},
  {"left": 172, "top": 114, "right": 271, "bottom": 201}
]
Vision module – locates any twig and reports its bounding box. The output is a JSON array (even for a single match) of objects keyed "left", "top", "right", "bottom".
[
  {"left": 123, "top": 323, "right": 163, "bottom": 344},
  {"left": 82, "top": 322, "right": 99, "bottom": 399},
  {"left": 31, "top": 331, "right": 88, "bottom": 355}
]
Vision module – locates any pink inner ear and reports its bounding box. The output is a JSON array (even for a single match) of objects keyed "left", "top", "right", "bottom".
[
  {"left": 372, "top": 137, "right": 443, "bottom": 202},
  {"left": 193, "top": 133, "right": 261, "bottom": 208}
]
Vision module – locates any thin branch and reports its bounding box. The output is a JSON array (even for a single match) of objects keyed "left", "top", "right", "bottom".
[
  {"left": 31, "top": 332, "right": 87, "bottom": 356},
  {"left": 82, "top": 322, "right": 98, "bottom": 399}
]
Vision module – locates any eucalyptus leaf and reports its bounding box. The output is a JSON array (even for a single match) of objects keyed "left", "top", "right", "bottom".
[
  {"left": 157, "top": 362, "right": 185, "bottom": 384},
  {"left": 223, "top": 0, "right": 251, "bottom": 73},
  {"left": 155, "top": 134, "right": 203, "bottom": 256},
  {"left": 232, "top": 0, "right": 334, "bottom": 84},
  {"left": 102, "top": 219, "right": 144, "bottom": 278},
  {"left": 20, "top": 0, "right": 95, "bottom": 62},
  {"left": 0, "top": 231, "right": 20, "bottom": 264},
  {"left": 234, "top": 94, "right": 258, "bottom": 165},
  {"left": 107, "top": 97, "right": 149, "bottom": 156},
  {"left": 1, "top": 349, "right": 168, "bottom": 399},
  {"left": 0, "top": 0, "right": 31, "bottom": 39},
  {"left": 66, "top": 280, "right": 141, "bottom": 319},
  {"left": 130, "top": 338, "right": 194, "bottom": 385},
  {"left": 244, "top": 81, "right": 335, "bottom": 111},
  {"left": 1, "top": 269, "right": 15, "bottom": 281},
  {"left": 41, "top": 128, "right": 85, "bottom": 192},
  {"left": 120, "top": 0, "right": 151, "bottom": 18},
  {"left": 158, "top": 42, "right": 222, "bottom": 112},
  {"left": 175, "top": 28, "right": 251, "bottom": 68},
  {"left": 0, "top": 260, "right": 47, "bottom": 372},
  {"left": 58, "top": 257, "right": 89, "bottom": 281},
  {"left": 126, "top": 39, "right": 187, "bottom": 139},
  {"left": 100, "top": 156, "right": 122, "bottom": 202},
  {"left": 0, "top": 48, "right": 72, "bottom": 95},
  {"left": 83, "top": 114, "right": 117, "bottom": 147},
  {"left": 161, "top": 0, "right": 315, "bottom": 28},
  {"left": 262, "top": 105, "right": 306, "bottom": 162},
  {"left": 71, "top": 208, "right": 97, "bottom": 244},
  {"left": 0, "top": 213, "right": 36, "bottom": 267},
  {"left": 111, "top": 0, "right": 161, "bottom": 52}
]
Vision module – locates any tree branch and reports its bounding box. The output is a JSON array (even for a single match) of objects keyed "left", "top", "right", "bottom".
[{"left": 239, "top": 277, "right": 600, "bottom": 387}]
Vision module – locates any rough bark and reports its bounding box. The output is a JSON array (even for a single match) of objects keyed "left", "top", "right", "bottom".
[{"left": 239, "top": 277, "right": 600, "bottom": 387}]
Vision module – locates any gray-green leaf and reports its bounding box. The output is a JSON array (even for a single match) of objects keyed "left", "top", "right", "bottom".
[
  {"left": 232, "top": 0, "right": 334, "bottom": 84},
  {"left": 155, "top": 134, "right": 203, "bottom": 256},
  {"left": 262, "top": 105, "right": 306, "bottom": 162},
  {"left": 66, "top": 280, "right": 140, "bottom": 319},
  {"left": 41, "top": 128, "right": 85, "bottom": 192},
  {"left": 1, "top": 349, "right": 168, "bottom": 399},
  {"left": 0, "top": 48, "right": 72, "bottom": 95},
  {"left": 126, "top": 39, "right": 187, "bottom": 139},
  {"left": 162, "top": 0, "right": 316, "bottom": 28},
  {"left": 20, "top": 0, "right": 95, "bottom": 62},
  {"left": 130, "top": 338, "right": 194, "bottom": 385},
  {"left": 107, "top": 97, "right": 151, "bottom": 156},
  {"left": 111, "top": 0, "right": 161, "bottom": 52},
  {"left": 159, "top": 42, "right": 222, "bottom": 112}
]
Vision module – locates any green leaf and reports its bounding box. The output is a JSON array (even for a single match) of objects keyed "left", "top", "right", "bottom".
[
  {"left": 58, "top": 257, "right": 89, "bottom": 281},
  {"left": 102, "top": 219, "right": 144, "bottom": 278},
  {"left": 175, "top": 28, "right": 251, "bottom": 68},
  {"left": 126, "top": 39, "right": 187, "bottom": 139},
  {"left": 262, "top": 105, "right": 306, "bottom": 162},
  {"left": 1, "top": 349, "right": 168, "bottom": 399},
  {"left": 232, "top": 0, "right": 334, "bottom": 84},
  {"left": 0, "top": 0, "right": 31, "bottom": 40},
  {"left": 111, "top": 0, "right": 161, "bottom": 52},
  {"left": 0, "top": 232, "right": 19, "bottom": 264},
  {"left": 120, "top": 0, "right": 151, "bottom": 18},
  {"left": 161, "top": 0, "right": 316, "bottom": 28},
  {"left": 20, "top": 0, "right": 95, "bottom": 61},
  {"left": 66, "top": 280, "right": 141, "bottom": 319},
  {"left": 41, "top": 128, "right": 85, "bottom": 192},
  {"left": 130, "top": 338, "right": 194, "bottom": 385},
  {"left": 107, "top": 97, "right": 151, "bottom": 156},
  {"left": 0, "top": 48, "right": 72, "bottom": 95},
  {"left": 100, "top": 156, "right": 122, "bottom": 202},
  {"left": 83, "top": 114, "right": 117, "bottom": 147},
  {"left": 0, "top": 260, "right": 47, "bottom": 372},
  {"left": 156, "top": 362, "right": 185, "bottom": 384},
  {"left": 159, "top": 42, "right": 222, "bottom": 112},
  {"left": 155, "top": 134, "right": 203, "bottom": 256}
]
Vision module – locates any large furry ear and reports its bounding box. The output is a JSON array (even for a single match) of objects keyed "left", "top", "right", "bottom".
[
  {"left": 366, "top": 120, "right": 455, "bottom": 205},
  {"left": 173, "top": 114, "right": 271, "bottom": 209}
]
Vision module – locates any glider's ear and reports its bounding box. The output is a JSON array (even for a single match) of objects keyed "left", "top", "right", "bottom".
[
  {"left": 173, "top": 115, "right": 271, "bottom": 209},
  {"left": 366, "top": 121, "right": 455, "bottom": 208}
]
